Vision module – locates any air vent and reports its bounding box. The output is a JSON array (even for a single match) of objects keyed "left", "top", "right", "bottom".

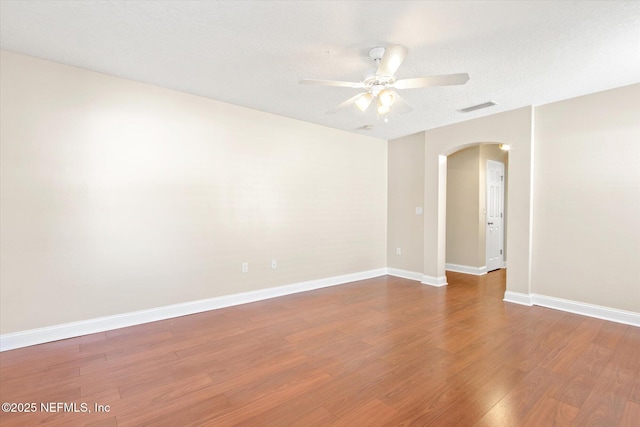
[{"left": 458, "top": 101, "right": 497, "bottom": 113}]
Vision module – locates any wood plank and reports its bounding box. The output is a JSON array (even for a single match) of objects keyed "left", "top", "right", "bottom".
[
  {"left": 620, "top": 400, "right": 640, "bottom": 427},
  {"left": 420, "top": 363, "right": 527, "bottom": 426},
  {"left": 474, "top": 367, "right": 566, "bottom": 426},
  {"left": 330, "top": 398, "right": 397, "bottom": 426},
  {"left": 550, "top": 342, "right": 613, "bottom": 408},
  {"left": 572, "top": 362, "right": 635, "bottom": 426},
  {"left": 520, "top": 396, "right": 579, "bottom": 427}
]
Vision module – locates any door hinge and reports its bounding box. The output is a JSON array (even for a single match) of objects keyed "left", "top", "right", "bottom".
[
  {"left": 500, "top": 212, "right": 503, "bottom": 218},
  {"left": 501, "top": 175, "right": 504, "bottom": 182},
  {"left": 500, "top": 249, "right": 503, "bottom": 255}
]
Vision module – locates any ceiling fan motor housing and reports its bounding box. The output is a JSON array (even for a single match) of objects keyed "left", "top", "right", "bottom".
[{"left": 368, "top": 46, "right": 385, "bottom": 61}]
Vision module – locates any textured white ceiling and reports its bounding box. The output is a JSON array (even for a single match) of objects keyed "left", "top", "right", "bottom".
[{"left": 1, "top": 1, "right": 639, "bottom": 140}]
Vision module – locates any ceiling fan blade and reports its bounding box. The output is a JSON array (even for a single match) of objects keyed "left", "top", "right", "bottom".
[
  {"left": 299, "top": 79, "right": 364, "bottom": 88},
  {"left": 393, "top": 73, "right": 470, "bottom": 90},
  {"left": 392, "top": 93, "right": 413, "bottom": 114},
  {"left": 326, "top": 93, "right": 365, "bottom": 114},
  {"left": 376, "top": 45, "right": 408, "bottom": 77}
]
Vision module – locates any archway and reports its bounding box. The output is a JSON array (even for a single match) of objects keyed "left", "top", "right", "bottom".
[
  {"left": 421, "top": 107, "right": 533, "bottom": 302},
  {"left": 445, "top": 143, "right": 508, "bottom": 276}
]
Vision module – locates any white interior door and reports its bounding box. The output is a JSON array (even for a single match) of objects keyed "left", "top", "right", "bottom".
[{"left": 486, "top": 160, "right": 504, "bottom": 272}]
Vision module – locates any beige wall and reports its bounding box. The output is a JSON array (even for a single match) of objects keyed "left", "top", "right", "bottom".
[
  {"left": 387, "top": 133, "right": 424, "bottom": 272},
  {"left": 0, "top": 51, "right": 388, "bottom": 334},
  {"left": 532, "top": 84, "right": 640, "bottom": 312},
  {"left": 446, "top": 146, "right": 480, "bottom": 266}
]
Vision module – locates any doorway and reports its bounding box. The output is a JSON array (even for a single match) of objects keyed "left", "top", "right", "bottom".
[
  {"left": 486, "top": 160, "right": 505, "bottom": 272},
  {"left": 444, "top": 144, "right": 507, "bottom": 276}
]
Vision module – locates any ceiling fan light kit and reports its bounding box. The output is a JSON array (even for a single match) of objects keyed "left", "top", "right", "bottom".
[
  {"left": 377, "top": 102, "right": 390, "bottom": 115},
  {"left": 299, "top": 45, "right": 470, "bottom": 117},
  {"left": 378, "top": 89, "right": 397, "bottom": 107},
  {"left": 355, "top": 93, "right": 373, "bottom": 111}
]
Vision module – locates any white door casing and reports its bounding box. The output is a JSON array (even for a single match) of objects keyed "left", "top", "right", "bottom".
[{"left": 486, "top": 160, "right": 504, "bottom": 272}]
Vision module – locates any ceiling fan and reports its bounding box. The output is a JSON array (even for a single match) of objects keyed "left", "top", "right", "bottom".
[{"left": 300, "top": 45, "right": 469, "bottom": 116}]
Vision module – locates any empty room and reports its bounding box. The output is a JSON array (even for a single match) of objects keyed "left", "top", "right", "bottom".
[{"left": 1, "top": 1, "right": 639, "bottom": 426}]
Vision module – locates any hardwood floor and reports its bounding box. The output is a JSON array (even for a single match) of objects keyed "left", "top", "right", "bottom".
[{"left": 1, "top": 270, "right": 638, "bottom": 426}]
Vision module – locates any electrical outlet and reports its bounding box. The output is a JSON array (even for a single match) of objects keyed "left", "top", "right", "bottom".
[
  {"left": 396, "top": 248, "right": 402, "bottom": 255},
  {"left": 271, "top": 259, "right": 277, "bottom": 269},
  {"left": 242, "top": 262, "right": 248, "bottom": 273}
]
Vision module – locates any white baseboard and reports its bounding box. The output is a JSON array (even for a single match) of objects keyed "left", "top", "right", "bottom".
[
  {"left": 445, "top": 263, "right": 487, "bottom": 276},
  {"left": 386, "top": 268, "right": 448, "bottom": 288},
  {"left": 421, "top": 274, "right": 448, "bottom": 287},
  {"left": 504, "top": 291, "right": 640, "bottom": 327},
  {"left": 385, "top": 268, "right": 450, "bottom": 289},
  {"left": 7, "top": 269, "right": 635, "bottom": 352},
  {"left": 531, "top": 294, "right": 640, "bottom": 327},
  {"left": 0, "top": 268, "right": 387, "bottom": 352},
  {"left": 386, "top": 268, "right": 423, "bottom": 282},
  {"left": 503, "top": 291, "right": 533, "bottom": 306}
]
